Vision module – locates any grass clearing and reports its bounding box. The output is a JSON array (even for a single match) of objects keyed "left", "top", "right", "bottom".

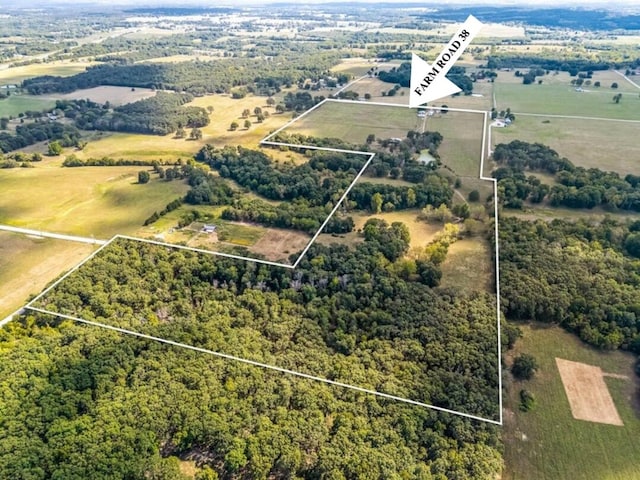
[
  {"left": 440, "top": 237, "right": 493, "bottom": 294},
  {"left": 491, "top": 115, "right": 640, "bottom": 175},
  {"left": 0, "top": 166, "right": 189, "bottom": 238},
  {"left": 77, "top": 93, "right": 292, "bottom": 162},
  {"left": 494, "top": 73, "right": 640, "bottom": 120},
  {"left": 0, "top": 232, "right": 95, "bottom": 318},
  {"left": 0, "top": 94, "right": 56, "bottom": 117},
  {"left": 426, "top": 112, "right": 484, "bottom": 177},
  {"left": 284, "top": 101, "right": 419, "bottom": 144},
  {"left": 0, "top": 60, "right": 97, "bottom": 85},
  {"left": 503, "top": 323, "right": 640, "bottom": 480}
]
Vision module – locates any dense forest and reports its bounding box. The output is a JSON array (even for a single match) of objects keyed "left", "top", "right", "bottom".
[
  {"left": 0, "top": 234, "right": 502, "bottom": 479},
  {"left": 0, "top": 121, "right": 81, "bottom": 153},
  {"left": 493, "top": 140, "right": 640, "bottom": 211},
  {"left": 500, "top": 216, "right": 640, "bottom": 352},
  {"left": 57, "top": 94, "right": 209, "bottom": 136},
  {"left": 378, "top": 63, "right": 474, "bottom": 96},
  {"left": 22, "top": 50, "right": 341, "bottom": 96}
]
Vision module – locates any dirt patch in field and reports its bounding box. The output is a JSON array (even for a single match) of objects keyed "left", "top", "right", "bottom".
[
  {"left": 556, "top": 358, "right": 624, "bottom": 426},
  {"left": 251, "top": 229, "right": 311, "bottom": 262},
  {"left": 44, "top": 86, "right": 156, "bottom": 106}
]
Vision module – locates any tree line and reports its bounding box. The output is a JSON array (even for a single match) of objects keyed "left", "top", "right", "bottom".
[
  {"left": 378, "top": 63, "right": 474, "bottom": 95},
  {"left": 493, "top": 140, "right": 640, "bottom": 211},
  {"left": 22, "top": 51, "right": 341, "bottom": 97}
]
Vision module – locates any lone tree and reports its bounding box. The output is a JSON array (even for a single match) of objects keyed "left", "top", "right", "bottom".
[
  {"left": 366, "top": 133, "right": 375, "bottom": 145},
  {"left": 468, "top": 190, "right": 480, "bottom": 202},
  {"left": 611, "top": 82, "right": 619, "bottom": 89},
  {"left": 241, "top": 108, "right": 251, "bottom": 118},
  {"left": 512, "top": 353, "right": 538, "bottom": 380},
  {"left": 266, "top": 97, "right": 275, "bottom": 107},
  {"left": 230, "top": 121, "right": 239, "bottom": 131},
  {"left": 244, "top": 119, "right": 252, "bottom": 129},
  {"left": 175, "top": 126, "right": 186, "bottom": 138},
  {"left": 138, "top": 171, "right": 150, "bottom": 184},
  {"left": 254, "top": 106, "right": 262, "bottom": 116},
  {"left": 613, "top": 93, "right": 623, "bottom": 104},
  {"left": 206, "top": 105, "right": 214, "bottom": 113},
  {"left": 47, "top": 140, "right": 62, "bottom": 156},
  {"left": 189, "top": 128, "right": 203, "bottom": 140}
]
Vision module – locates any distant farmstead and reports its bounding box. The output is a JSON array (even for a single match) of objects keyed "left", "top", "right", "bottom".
[{"left": 202, "top": 224, "right": 217, "bottom": 233}]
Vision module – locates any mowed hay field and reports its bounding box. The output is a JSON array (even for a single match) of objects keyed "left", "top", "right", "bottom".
[
  {"left": 0, "top": 60, "right": 96, "bottom": 85},
  {"left": 426, "top": 111, "right": 484, "bottom": 177},
  {"left": 0, "top": 232, "right": 95, "bottom": 318},
  {"left": 0, "top": 94, "right": 57, "bottom": 117},
  {"left": 503, "top": 324, "right": 640, "bottom": 480},
  {"left": 76, "top": 93, "right": 293, "bottom": 162},
  {"left": 43, "top": 86, "right": 156, "bottom": 106},
  {"left": 494, "top": 71, "right": 640, "bottom": 120},
  {"left": 283, "top": 101, "right": 420, "bottom": 144},
  {"left": 491, "top": 115, "right": 640, "bottom": 175},
  {"left": 0, "top": 164, "right": 189, "bottom": 238}
]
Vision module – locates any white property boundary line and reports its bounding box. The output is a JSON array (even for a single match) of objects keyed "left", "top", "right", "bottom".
[
  {"left": 13, "top": 96, "right": 503, "bottom": 425},
  {"left": 25, "top": 306, "right": 501, "bottom": 425}
]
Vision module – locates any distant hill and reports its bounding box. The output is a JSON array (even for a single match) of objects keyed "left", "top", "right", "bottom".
[{"left": 416, "top": 7, "right": 640, "bottom": 31}]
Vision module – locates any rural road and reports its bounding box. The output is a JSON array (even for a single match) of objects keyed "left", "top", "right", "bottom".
[{"left": 0, "top": 224, "right": 108, "bottom": 245}]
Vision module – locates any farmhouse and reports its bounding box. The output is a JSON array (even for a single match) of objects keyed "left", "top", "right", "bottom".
[{"left": 202, "top": 224, "right": 217, "bottom": 234}]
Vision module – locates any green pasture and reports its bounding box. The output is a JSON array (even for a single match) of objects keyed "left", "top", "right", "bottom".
[
  {"left": 0, "top": 94, "right": 56, "bottom": 117},
  {"left": 503, "top": 324, "right": 640, "bottom": 480}
]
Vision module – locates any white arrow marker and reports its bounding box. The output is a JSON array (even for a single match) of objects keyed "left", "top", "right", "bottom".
[{"left": 410, "top": 15, "right": 483, "bottom": 108}]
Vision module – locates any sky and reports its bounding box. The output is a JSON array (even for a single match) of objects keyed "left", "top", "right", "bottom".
[{"left": 10, "top": 0, "right": 640, "bottom": 5}]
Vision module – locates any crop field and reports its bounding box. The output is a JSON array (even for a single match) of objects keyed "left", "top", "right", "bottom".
[
  {"left": 494, "top": 73, "right": 640, "bottom": 120},
  {"left": 0, "top": 94, "right": 56, "bottom": 117},
  {"left": 503, "top": 324, "right": 640, "bottom": 480},
  {"left": 330, "top": 58, "right": 379, "bottom": 76},
  {"left": 0, "top": 165, "right": 189, "bottom": 238},
  {"left": 0, "top": 59, "right": 97, "bottom": 85},
  {"left": 0, "top": 232, "right": 95, "bottom": 318},
  {"left": 76, "top": 93, "right": 292, "bottom": 162},
  {"left": 491, "top": 115, "right": 640, "bottom": 175},
  {"left": 44, "top": 86, "right": 156, "bottom": 106}
]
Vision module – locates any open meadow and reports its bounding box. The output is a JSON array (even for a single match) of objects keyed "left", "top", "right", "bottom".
[
  {"left": 503, "top": 324, "right": 640, "bottom": 480},
  {"left": 491, "top": 115, "right": 640, "bottom": 176},
  {"left": 0, "top": 93, "right": 56, "bottom": 117},
  {"left": 0, "top": 163, "right": 189, "bottom": 238},
  {"left": 0, "top": 59, "right": 97, "bottom": 86},
  {"left": 0, "top": 232, "right": 95, "bottom": 318},
  {"left": 74, "top": 93, "right": 293, "bottom": 162},
  {"left": 493, "top": 71, "right": 640, "bottom": 120},
  {"left": 282, "top": 100, "right": 419, "bottom": 144}
]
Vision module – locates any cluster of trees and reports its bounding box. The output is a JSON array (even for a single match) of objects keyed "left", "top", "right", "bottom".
[
  {"left": 196, "top": 145, "right": 364, "bottom": 207},
  {"left": 378, "top": 63, "right": 474, "bottom": 95},
  {"left": 22, "top": 51, "right": 341, "bottom": 96},
  {"left": 283, "top": 91, "right": 325, "bottom": 112},
  {"left": 63, "top": 155, "right": 159, "bottom": 167},
  {"left": 500, "top": 216, "right": 640, "bottom": 352},
  {"left": 0, "top": 121, "right": 81, "bottom": 153},
  {"left": 493, "top": 140, "right": 640, "bottom": 211},
  {"left": 349, "top": 178, "right": 452, "bottom": 213},
  {"left": 0, "top": 229, "right": 502, "bottom": 478},
  {"left": 220, "top": 198, "right": 334, "bottom": 235},
  {"left": 0, "top": 151, "right": 42, "bottom": 168},
  {"left": 56, "top": 94, "right": 209, "bottom": 136}
]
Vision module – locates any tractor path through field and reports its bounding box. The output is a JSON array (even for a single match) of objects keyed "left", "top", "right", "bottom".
[
  {"left": 513, "top": 112, "right": 640, "bottom": 124},
  {"left": 615, "top": 70, "right": 640, "bottom": 90},
  {"left": 0, "top": 224, "right": 107, "bottom": 245}
]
